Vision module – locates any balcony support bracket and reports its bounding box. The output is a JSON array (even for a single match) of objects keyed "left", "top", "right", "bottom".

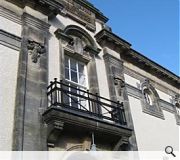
[
  {"left": 113, "top": 136, "right": 129, "bottom": 151},
  {"left": 47, "top": 120, "right": 64, "bottom": 147}
]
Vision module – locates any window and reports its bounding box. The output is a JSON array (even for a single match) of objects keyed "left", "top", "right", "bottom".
[
  {"left": 65, "top": 55, "right": 87, "bottom": 86},
  {"left": 143, "top": 88, "right": 153, "bottom": 106},
  {"left": 64, "top": 55, "right": 88, "bottom": 110},
  {"left": 173, "top": 95, "right": 180, "bottom": 125},
  {"left": 174, "top": 95, "right": 180, "bottom": 116},
  {"left": 176, "top": 106, "right": 180, "bottom": 125},
  {"left": 140, "top": 79, "right": 164, "bottom": 119}
]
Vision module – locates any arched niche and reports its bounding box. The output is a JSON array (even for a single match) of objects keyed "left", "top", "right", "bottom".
[
  {"left": 64, "top": 25, "right": 96, "bottom": 47},
  {"left": 140, "top": 79, "right": 164, "bottom": 119},
  {"left": 173, "top": 94, "right": 180, "bottom": 125}
]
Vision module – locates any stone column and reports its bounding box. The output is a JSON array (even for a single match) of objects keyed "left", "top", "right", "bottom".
[{"left": 13, "top": 11, "right": 50, "bottom": 150}]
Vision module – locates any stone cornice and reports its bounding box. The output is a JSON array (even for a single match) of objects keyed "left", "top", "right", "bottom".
[
  {"left": 83, "top": 45, "right": 101, "bottom": 55},
  {"left": 6, "top": 0, "right": 108, "bottom": 23},
  {"left": 126, "top": 49, "right": 179, "bottom": 87},
  {"left": 54, "top": 28, "right": 73, "bottom": 43},
  {"left": 95, "top": 29, "right": 132, "bottom": 50},
  {"left": 95, "top": 29, "right": 179, "bottom": 88},
  {"left": 6, "top": 0, "right": 64, "bottom": 18},
  {"left": 0, "top": 6, "right": 22, "bottom": 25},
  {"left": 22, "top": 12, "right": 50, "bottom": 31},
  {"left": 38, "top": 0, "right": 64, "bottom": 18},
  {"left": 72, "top": 0, "right": 108, "bottom": 23}
]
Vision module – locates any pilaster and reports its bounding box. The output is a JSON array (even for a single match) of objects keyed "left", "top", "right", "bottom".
[
  {"left": 13, "top": 11, "right": 50, "bottom": 150},
  {"left": 103, "top": 50, "right": 138, "bottom": 151}
]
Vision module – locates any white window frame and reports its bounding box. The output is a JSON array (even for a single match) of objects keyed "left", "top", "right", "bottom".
[{"left": 64, "top": 55, "right": 89, "bottom": 110}]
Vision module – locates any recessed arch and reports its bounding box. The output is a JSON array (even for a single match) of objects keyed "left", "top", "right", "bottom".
[
  {"left": 141, "top": 79, "right": 160, "bottom": 103},
  {"left": 64, "top": 25, "right": 97, "bottom": 48},
  {"left": 140, "top": 79, "right": 164, "bottom": 119}
]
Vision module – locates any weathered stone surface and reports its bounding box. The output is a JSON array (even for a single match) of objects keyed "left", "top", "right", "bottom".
[{"left": 13, "top": 12, "right": 49, "bottom": 151}]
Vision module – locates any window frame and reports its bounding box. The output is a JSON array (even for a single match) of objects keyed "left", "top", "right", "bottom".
[
  {"left": 63, "top": 55, "right": 89, "bottom": 110},
  {"left": 65, "top": 55, "right": 88, "bottom": 89}
]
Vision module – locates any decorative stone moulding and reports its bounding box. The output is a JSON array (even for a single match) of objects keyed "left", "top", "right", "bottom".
[
  {"left": 174, "top": 94, "right": 180, "bottom": 107},
  {"left": 54, "top": 27, "right": 101, "bottom": 57},
  {"left": 39, "top": 0, "right": 64, "bottom": 17},
  {"left": 114, "top": 77, "right": 125, "bottom": 88},
  {"left": 27, "top": 40, "right": 45, "bottom": 63},
  {"left": 140, "top": 79, "right": 165, "bottom": 119},
  {"left": 83, "top": 45, "right": 101, "bottom": 56},
  {"left": 95, "top": 28, "right": 179, "bottom": 88},
  {"left": 173, "top": 94, "right": 180, "bottom": 125}
]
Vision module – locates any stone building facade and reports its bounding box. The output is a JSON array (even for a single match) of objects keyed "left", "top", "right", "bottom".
[{"left": 0, "top": 0, "right": 179, "bottom": 151}]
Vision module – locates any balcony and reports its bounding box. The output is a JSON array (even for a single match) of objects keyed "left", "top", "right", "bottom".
[{"left": 43, "top": 78, "right": 132, "bottom": 146}]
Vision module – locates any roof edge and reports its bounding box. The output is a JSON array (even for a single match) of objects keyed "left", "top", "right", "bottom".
[
  {"left": 95, "top": 29, "right": 179, "bottom": 87},
  {"left": 75, "top": 0, "right": 108, "bottom": 23}
]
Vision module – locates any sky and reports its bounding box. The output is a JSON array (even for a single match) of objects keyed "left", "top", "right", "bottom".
[{"left": 89, "top": 0, "right": 179, "bottom": 76}]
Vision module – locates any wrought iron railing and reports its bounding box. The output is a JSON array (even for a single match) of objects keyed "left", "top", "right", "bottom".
[{"left": 47, "top": 78, "right": 127, "bottom": 125}]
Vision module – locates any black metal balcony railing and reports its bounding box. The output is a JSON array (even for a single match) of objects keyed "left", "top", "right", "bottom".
[{"left": 47, "top": 78, "right": 127, "bottom": 126}]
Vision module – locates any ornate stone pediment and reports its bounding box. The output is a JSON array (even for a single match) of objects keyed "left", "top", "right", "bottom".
[
  {"left": 54, "top": 26, "right": 101, "bottom": 57},
  {"left": 6, "top": 0, "right": 64, "bottom": 18}
]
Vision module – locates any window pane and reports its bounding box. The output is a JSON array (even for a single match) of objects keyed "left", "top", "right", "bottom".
[
  {"left": 71, "top": 70, "right": 78, "bottom": 82},
  {"left": 65, "top": 57, "right": 69, "bottom": 68},
  {"left": 70, "top": 59, "right": 77, "bottom": 71},
  {"left": 65, "top": 68, "right": 69, "bottom": 80},
  {"left": 79, "top": 73, "right": 86, "bottom": 86},
  {"left": 78, "top": 63, "right": 84, "bottom": 74}
]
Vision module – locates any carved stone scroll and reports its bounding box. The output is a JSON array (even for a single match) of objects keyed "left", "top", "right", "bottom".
[
  {"left": 114, "top": 77, "right": 125, "bottom": 96},
  {"left": 174, "top": 94, "right": 180, "bottom": 107},
  {"left": 27, "top": 40, "right": 45, "bottom": 63}
]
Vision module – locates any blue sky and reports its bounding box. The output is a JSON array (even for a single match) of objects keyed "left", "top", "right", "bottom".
[{"left": 89, "top": 0, "right": 179, "bottom": 76}]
